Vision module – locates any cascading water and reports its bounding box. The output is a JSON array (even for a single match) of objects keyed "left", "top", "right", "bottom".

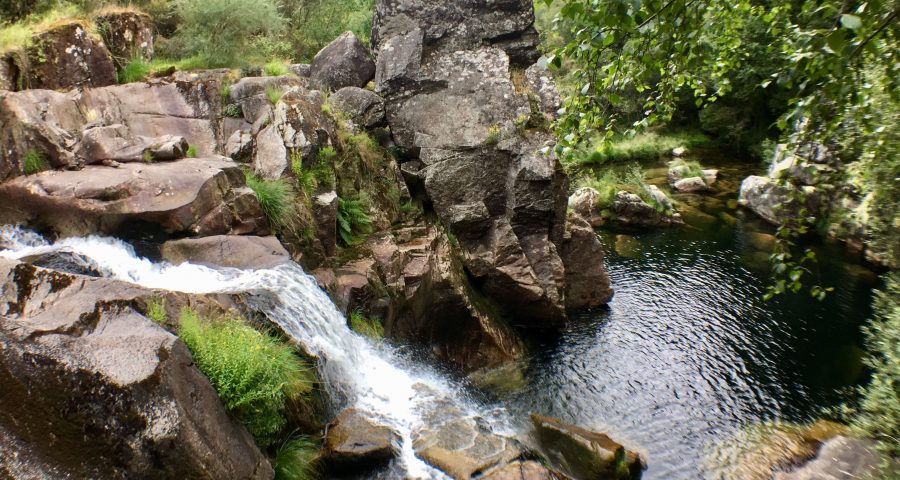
[{"left": 0, "top": 226, "right": 495, "bottom": 479}]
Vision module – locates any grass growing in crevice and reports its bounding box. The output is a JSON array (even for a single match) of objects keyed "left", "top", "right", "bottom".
[
  {"left": 274, "top": 436, "right": 319, "bottom": 480},
  {"left": 264, "top": 59, "right": 290, "bottom": 77},
  {"left": 117, "top": 57, "right": 150, "bottom": 84},
  {"left": 23, "top": 149, "right": 47, "bottom": 175},
  {"left": 145, "top": 299, "right": 167, "bottom": 325},
  {"left": 567, "top": 130, "right": 713, "bottom": 166},
  {"left": 246, "top": 174, "right": 297, "bottom": 229},
  {"left": 177, "top": 307, "right": 315, "bottom": 447},
  {"left": 349, "top": 309, "right": 384, "bottom": 339},
  {"left": 578, "top": 162, "right": 650, "bottom": 209},
  {"left": 267, "top": 86, "right": 286, "bottom": 105},
  {"left": 336, "top": 194, "right": 373, "bottom": 245},
  {"left": 185, "top": 144, "right": 198, "bottom": 158}
]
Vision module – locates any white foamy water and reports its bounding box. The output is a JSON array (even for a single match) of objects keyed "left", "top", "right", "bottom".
[{"left": 0, "top": 225, "right": 494, "bottom": 479}]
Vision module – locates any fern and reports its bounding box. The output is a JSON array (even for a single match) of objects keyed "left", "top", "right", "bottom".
[{"left": 336, "top": 195, "right": 372, "bottom": 245}]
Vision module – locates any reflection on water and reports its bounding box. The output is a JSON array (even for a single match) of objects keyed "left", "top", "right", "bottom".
[{"left": 499, "top": 158, "right": 878, "bottom": 479}]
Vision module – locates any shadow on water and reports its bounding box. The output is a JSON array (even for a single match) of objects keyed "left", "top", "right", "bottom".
[{"left": 493, "top": 155, "right": 880, "bottom": 479}]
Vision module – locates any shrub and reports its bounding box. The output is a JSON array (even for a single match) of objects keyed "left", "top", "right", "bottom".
[
  {"left": 274, "top": 436, "right": 319, "bottom": 480},
  {"left": 318, "top": 146, "right": 337, "bottom": 163},
  {"left": 172, "top": 0, "right": 285, "bottom": 67},
  {"left": 569, "top": 130, "right": 713, "bottom": 166},
  {"left": 349, "top": 309, "right": 384, "bottom": 339},
  {"left": 283, "top": 0, "right": 374, "bottom": 61},
  {"left": 266, "top": 85, "right": 285, "bottom": 104},
  {"left": 177, "top": 308, "right": 314, "bottom": 446},
  {"left": 336, "top": 194, "right": 372, "bottom": 245},
  {"left": 852, "top": 273, "right": 900, "bottom": 458},
  {"left": 246, "top": 174, "right": 296, "bottom": 228},
  {"left": 579, "top": 162, "right": 650, "bottom": 208},
  {"left": 185, "top": 144, "right": 198, "bottom": 158},
  {"left": 117, "top": 57, "right": 150, "bottom": 84},
  {"left": 224, "top": 104, "right": 243, "bottom": 117},
  {"left": 264, "top": 59, "right": 290, "bottom": 77},
  {"left": 485, "top": 125, "right": 501, "bottom": 145},
  {"left": 145, "top": 299, "right": 167, "bottom": 325},
  {"left": 22, "top": 149, "right": 47, "bottom": 175}
]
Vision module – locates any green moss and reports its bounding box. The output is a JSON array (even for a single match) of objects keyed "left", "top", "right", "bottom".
[
  {"left": 177, "top": 308, "right": 315, "bottom": 446},
  {"left": 274, "top": 436, "right": 319, "bottom": 480},
  {"left": 23, "top": 149, "right": 47, "bottom": 175}
]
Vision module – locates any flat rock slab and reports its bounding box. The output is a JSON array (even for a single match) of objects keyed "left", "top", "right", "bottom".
[
  {"left": 161, "top": 235, "right": 289, "bottom": 269},
  {"left": 531, "top": 414, "right": 644, "bottom": 480},
  {"left": 324, "top": 408, "right": 400, "bottom": 471},
  {"left": 0, "top": 157, "right": 268, "bottom": 238}
]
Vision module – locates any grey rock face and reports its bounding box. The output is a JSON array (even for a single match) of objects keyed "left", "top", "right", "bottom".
[
  {"left": 161, "top": 235, "right": 290, "bottom": 269},
  {"left": 373, "top": 0, "right": 611, "bottom": 325},
  {"left": 228, "top": 76, "right": 304, "bottom": 123},
  {"left": 80, "top": 124, "right": 188, "bottom": 163},
  {"left": 0, "top": 259, "right": 274, "bottom": 480},
  {"left": 330, "top": 87, "right": 387, "bottom": 129},
  {"left": 560, "top": 213, "right": 613, "bottom": 309},
  {"left": 310, "top": 32, "right": 376, "bottom": 91}
]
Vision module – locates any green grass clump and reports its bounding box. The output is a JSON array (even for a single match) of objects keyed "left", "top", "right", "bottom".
[
  {"left": 146, "top": 56, "right": 212, "bottom": 76},
  {"left": 117, "top": 58, "right": 150, "bottom": 84},
  {"left": 274, "top": 436, "right": 319, "bottom": 480},
  {"left": 852, "top": 272, "right": 900, "bottom": 458},
  {"left": 186, "top": 144, "right": 198, "bottom": 158},
  {"left": 318, "top": 146, "right": 337, "bottom": 163},
  {"left": 23, "top": 149, "right": 47, "bottom": 175},
  {"left": 0, "top": 4, "right": 85, "bottom": 55},
  {"left": 224, "top": 104, "right": 243, "bottom": 117},
  {"left": 246, "top": 174, "right": 296, "bottom": 229},
  {"left": 336, "top": 195, "right": 373, "bottom": 245},
  {"left": 177, "top": 308, "right": 314, "bottom": 446},
  {"left": 570, "top": 130, "right": 713, "bottom": 166},
  {"left": 349, "top": 309, "right": 384, "bottom": 339},
  {"left": 485, "top": 125, "right": 501, "bottom": 145},
  {"left": 579, "top": 162, "right": 648, "bottom": 208},
  {"left": 669, "top": 159, "right": 707, "bottom": 181},
  {"left": 264, "top": 59, "right": 290, "bottom": 77},
  {"left": 267, "top": 86, "right": 286, "bottom": 105},
  {"left": 145, "top": 299, "right": 167, "bottom": 325}
]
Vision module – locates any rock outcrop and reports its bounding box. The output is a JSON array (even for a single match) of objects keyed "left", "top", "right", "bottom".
[
  {"left": 0, "top": 259, "right": 273, "bottom": 480},
  {"left": 309, "top": 32, "right": 376, "bottom": 91},
  {"left": 330, "top": 86, "right": 387, "bottom": 129},
  {"left": 94, "top": 9, "right": 155, "bottom": 67},
  {"left": 0, "top": 157, "right": 268, "bottom": 238},
  {"left": 0, "top": 21, "right": 117, "bottom": 91},
  {"left": 372, "top": 0, "right": 610, "bottom": 326},
  {"left": 160, "top": 235, "right": 290, "bottom": 269},
  {"left": 530, "top": 414, "right": 645, "bottom": 480},
  {"left": 324, "top": 408, "right": 399, "bottom": 471}
]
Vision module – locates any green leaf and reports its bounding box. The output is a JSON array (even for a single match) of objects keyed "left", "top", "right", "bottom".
[{"left": 840, "top": 14, "right": 861, "bottom": 29}]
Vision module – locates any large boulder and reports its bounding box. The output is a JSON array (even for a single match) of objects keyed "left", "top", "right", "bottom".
[
  {"left": 160, "top": 235, "right": 290, "bottom": 269},
  {"left": 530, "top": 414, "right": 645, "bottom": 480},
  {"left": 330, "top": 86, "right": 387, "bottom": 129},
  {"left": 373, "top": 1, "right": 610, "bottom": 326},
  {"left": 227, "top": 76, "right": 304, "bottom": 123},
  {"left": 3, "top": 21, "right": 116, "bottom": 91},
  {"left": 0, "top": 259, "right": 273, "bottom": 480},
  {"left": 94, "top": 9, "right": 155, "bottom": 68},
  {"left": 323, "top": 408, "right": 399, "bottom": 471},
  {"left": 610, "top": 190, "right": 683, "bottom": 228},
  {"left": 80, "top": 124, "right": 188, "bottom": 163},
  {"left": 560, "top": 213, "right": 613, "bottom": 309},
  {"left": 309, "top": 32, "right": 376, "bottom": 91},
  {"left": 0, "top": 157, "right": 269, "bottom": 238}
]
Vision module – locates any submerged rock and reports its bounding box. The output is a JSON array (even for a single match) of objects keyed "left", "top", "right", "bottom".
[
  {"left": 324, "top": 408, "right": 399, "bottom": 471},
  {"left": 160, "top": 235, "right": 290, "bottom": 269},
  {"left": 414, "top": 411, "right": 522, "bottom": 479},
  {"left": 0, "top": 259, "right": 273, "bottom": 480},
  {"left": 530, "top": 414, "right": 645, "bottom": 480},
  {"left": 309, "top": 31, "right": 376, "bottom": 91}
]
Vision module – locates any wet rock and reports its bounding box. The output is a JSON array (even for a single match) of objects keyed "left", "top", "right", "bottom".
[
  {"left": 414, "top": 412, "right": 522, "bottom": 479},
  {"left": 0, "top": 259, "right": 274, "bottom": 480},
  {"left": 747, "top": 232, "right": 776, "bottom": 251},
  {"left": 80, "top": 124, "right": 188, "bottom": 163},
  {"left": 774, "top": 436, "right": 894, "bottom": 480},
  {"left": 330, "top": 86, "right": 386, "bottom": 129},
  {"left": 160, "top": 235, "right": 289, "bottom": 269},
  {"left": 482, "top": 461, "right": 568, "bottom": 480},
  {"left": 7, "top": 21, "right": 116, "bottom": 91},
  {"left": 673, "top": 176, "right": 710, "bottom": 193},
  {"left": 19, "top": 250, "right": 102, "bottom": 277},
  {"left": 560, "top": 213, "right": 613, "bottom": 309},
  {"left": 324, "top": 408, "right": 399, "bottom": 471},
  {"left": 314, "top": 191, "right": 339, "bottom": 258},
  {"left": 530, "top": 414, "right": 645, "bottom": 480},
  {"left": 310, "top": 32, "right": 376, "bottom": 91},
  {"left": 95, "top": 10, "right": 155, "bottom": 68},
  {"left": 0, "top": 158, "right": 268, "bottom": 238}
]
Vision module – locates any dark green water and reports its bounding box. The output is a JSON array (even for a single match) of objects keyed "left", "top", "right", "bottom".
[{"left": 500, "top": 158, "right": 879, "bottom": 479}]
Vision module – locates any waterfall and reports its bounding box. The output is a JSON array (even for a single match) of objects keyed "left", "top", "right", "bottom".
[{"left": 0, "top": 226, "right": 494, "bottom": 479}]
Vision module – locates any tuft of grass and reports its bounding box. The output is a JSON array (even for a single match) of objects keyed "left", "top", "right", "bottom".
[
  {"left": 117, "top": 58, "right": 150, "bottom": 84},
  {"left": 485, "top": 124, "right": 501, "bottom": 145},
  {"left": 246, "top": 174, "right": 296, "bottom": 229},
  {"left": 669, "top": 159, "right": 706, "bottom": 182},
  {"left": 145, "top": 299, "right": 167, "bottom": 325},
  {"left": 23, "top": 149, "right": 47, "bottom": 175},
  {"left": 336, "top": 194, "right": 373, "bottom": 245},
  {"left": 224, "top": 104, "right": 243, "bottom": 117},
  {"left": 318, "top": 146, "right": 337, "bottom": 163},
  {"left": 579, "top": 162, "right": 651, "bottom": 208},
  {"left": 186, "top": 144, "right": 198, "bottom": 158},
  {"left": 177, "top": 308, "right": 315, "bottom": 446},
  {"left": 320, "top": 102, "right": 332, "bottom": 114},
  {"left": 569, "top": 130, "right": 713, "bottom": 166},
  {"left": 266, "top": 85, "right": 286, "bottom": 105},
  {"left": 146, "top": 56, "right": 212, "bottom": 76},
  {"left": 349, "top": 309, "right": 384, "bottom": 339},
  {"left": 401, "top": 199, "right": 416, "bottom": 214},
  {"left": 264, "top": 59, "right": 290, "bottom": 77},
  {"left": 274, "top": 436, "right": 319, "bottom": 480}
]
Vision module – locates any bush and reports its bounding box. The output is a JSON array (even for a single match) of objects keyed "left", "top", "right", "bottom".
[
  {"left": 22, "top": 149, "right": 47, "bottom": 175},
  {"left": 246, "top": 174, "right": 296, "bottom": 229},
  {"left": 172, "top": 0, "right": 285, "bottom": 67},
  {"left": 569, "top": 130, "right": 713, "bottom": 166},
  {"left": 177, "top": 308, "right": 314, "bottom": 446},
  {"left": 853, "top": 273, "right": 900, "bottom": 458},
  {"left": 336, "top": 195, "right": 372, "bottom": 245},
  {"left": 274, "top": 436, "right": 319, "bottom": 480},
  {"left": 349, "top": 309, "right": 384, "bottom": 339}
]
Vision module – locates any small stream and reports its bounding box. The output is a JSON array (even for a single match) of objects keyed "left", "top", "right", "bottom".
[{"left": 498, "top": 156, "right": 880, "bottom": 479}]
